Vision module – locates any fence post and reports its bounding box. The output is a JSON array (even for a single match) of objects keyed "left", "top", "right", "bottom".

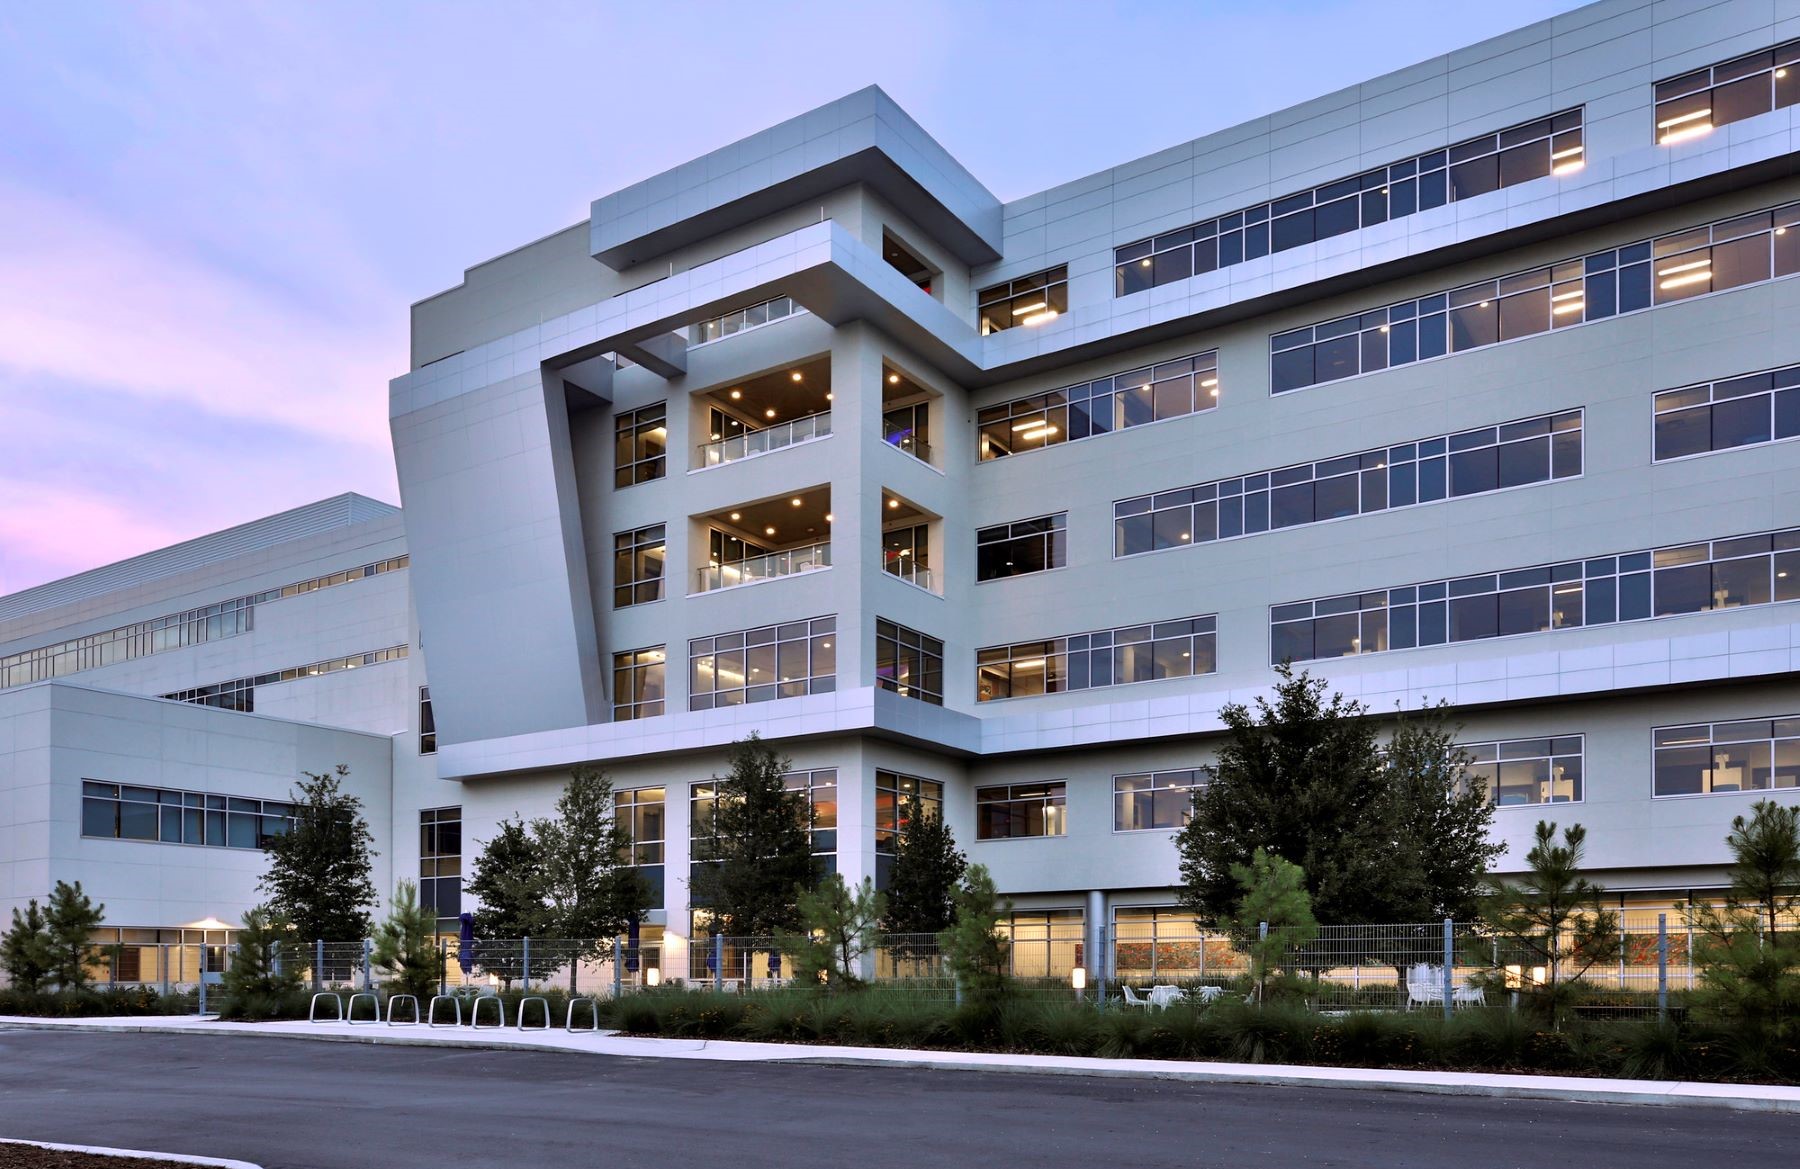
[
  {"left": 1686, "top": 917, "right": 1695, "bottom": 990},
  {"left": 438, "top": 939, "right": 447, "bottom": 998},
  {"left": 523, "top": 937, "right": 532, "bottom": 992},
  {"left": 314, "top": 938, "right": 324, "bottom": 991},
  {"left": 613, "top": 938, "right": 623, "bottom": 1000},
  {"left": 1442, "top": 918, "right": 1454, "bottom": 1022},
  {"left": 362, "top": 938, "right": 372, "bottom": 991},
  {"left": 713, "top": 935, "right": 724, "bottom": 992},
  {"left": 1657, "top": 913, "right": 1669, "bottom": 1021}
]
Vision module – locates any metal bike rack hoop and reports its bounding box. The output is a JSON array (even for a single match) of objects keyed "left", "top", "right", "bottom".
[
  {"left": 386, "top": 994, "right": 421, "bottom": 1026},
  {"left": 566, "top": 997, "right": 601, "bottom": 1033},
  {"left": 345, "top": 991, "right": 380, "bottom": 1025},
  {"left": 517, "top": 995, "right": 551, "bottom": 1031},
  {"left": 427, "top": 995, "right": 463, "bottom": 1028},
  {"left": 308, "top": 992, "right": 344, "bottom": 1023},
  {"left": 470, "top": 995, "right": 505, "bottom": 1029}
]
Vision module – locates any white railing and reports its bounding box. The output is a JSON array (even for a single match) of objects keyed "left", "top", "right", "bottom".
[
  {"left": 882, "top": 428, "right": 933, "bottom": 465},
  {"left": 687, "top": 295, "right": 808, "bottom": 348},
  {"left": 884, "top": 561, "right": 936, "bottom": 593},
  {"left": 695, "top": 412, "right": 832, "bottom": 469},
  {"left": 695, "top": 543, "right": 832, "bottom": 593}
]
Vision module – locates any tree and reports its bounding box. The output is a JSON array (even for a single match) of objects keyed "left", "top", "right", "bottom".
[
  {"left": 689, "top": 735, "right": 816, "bottom": 937},
  {"left": 41, "top": 880, "right": 106, "bottom": 993},
  {"left": 881, "top": 805, "right": 966, "bottom": 962},
  {"left": 533, "top": 765, "right": 650, "bottom": 967},
  {"left": 219, "top": 905, "right": 304, "bottom": 1020},
  {"left": 1, "top": 900, "right": 52, "bottom": 995},
  {"left": 1176, "top": 668, "right": 1502, "bottom": 927},
  {"left": 1478, "top": 821, "right": 1620, "bottom": 1026},
  {"left": 938, "top": 864, "right": 1011, "bottom": 1001},
  {"left": 1220, "top": 849, "right": 1319, "bottom": 1005},
  {"left": 1685, "top": 800, "right": 1800, "bottom": 1044},
  {"left": 372, "top": 881, "right": 440, "bottom": 1002},
  {"left": 259, "top": 766, "right": 377, "bottom": 944},
  {"left": 464, "top": 817, "right": 555, "bottom": 988},
  {"left": 780, "top": 874, "right": 887, "bottom": 989}
]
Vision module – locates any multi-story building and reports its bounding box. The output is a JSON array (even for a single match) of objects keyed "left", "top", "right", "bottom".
[{"left": 4, "top": 0, "right": 1798, "bottom": 983}]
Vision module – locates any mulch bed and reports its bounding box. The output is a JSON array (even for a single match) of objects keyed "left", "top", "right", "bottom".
[{"left": 0, "top": 1144, "right": 214, "bottom": 1169}]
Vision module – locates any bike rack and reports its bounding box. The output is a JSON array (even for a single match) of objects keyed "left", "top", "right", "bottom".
[
  {"left": 565, "top": 997, "right": 601, "bottom": 1033},
  {"left": 308, "top": 992, "right": 343, "bottom": 1023},
  {"left": 346, "top": 991, "right": 380, "bottom": 1025},
  {"left": 427, "top": 995, "right": 463, "bottom": 1028},
  {"left": 385, "top": 994, "right": 420, "bottom": 1026},
  {"left": 470, "top": 995, "right": 505, "bottom": 1029},
  {"left": 517, "top": 996, "right": 551, "bottom": 1031}
]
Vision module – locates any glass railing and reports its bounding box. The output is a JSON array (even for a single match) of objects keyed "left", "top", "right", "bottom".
[
  {"left": 695, "top": 543, "right": 832, "bottom": 593},
  {"left": 882, "top": 428, "right": 933, "bottom": 465},
  {"left": 884, "top": 561, "right": 937, "bottom": 593},
  {"left": 696, "top": 412, "right": 832, "bottom": 468}
]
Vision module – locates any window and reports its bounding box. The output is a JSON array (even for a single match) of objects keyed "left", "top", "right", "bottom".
[
  {"left": 613, "top": 647, "right": 666, "bottom": 721},
  {"left": 1270, "top": 201, "right": 1800, "bottom": 393},
  {"left": 419, "top": 807, "right": 461, "bottom": 922},
  {"left": 882, "top": 525, "right": 930, "bottom": 583},
  {"left": 875, "top": 771, "right": 945, "bottom": 855},
  {"left": 1654, "top": 364, "right": 1800, "bottom": 460},
  {"left": 615, "top": 787, "right": 666, "bottom": 902},
  {"left": 1271, "top": 526, "right": 1800, "bottom": 664},
  {"left": 614, "top": 524, "right": 666, "bottom": 607},
  {"left": 883, "top": 232, "right": 935, "bottom": 293},
  {"left": 688, "top": 295, "right": 807, "bottom": 346},
  {"left": 978, "top": 266, "right": 1067, "bottom": 334},
  {"left": 875, "top": 619, "right": 944, "bottom": 705},
  {"left": 1113, "top": 770, "right": 1203, "bottom": 831},
  {"left": 978, "top": 514, "right": 1067, "bottom": 581},
  {"left": 1655, "top": 719, "right": 1800, "bottom": 796},
  {"left": 419, "top": 687, "right": 436, "bottom": 754},
  {"left": 689, "top": 769, "right": 837, "bottom": 880},
  {"left": 1655, "top": 42, "right": 1800, "bottom": 144},
  {"left": 615, "top": 404, "right": 667, "bottom": 488},
  {"left": 1462, "top": 738, "right": 1583, "bottom": 806},
  {"left": 883, "top": 402, "right": 931, "bottom": 462},
  {"left": 81, "top": 781, "right": 293, "bottom": 849},
  {"left": 0, "top": 555, "right": 407, "bottom": 691},
  {"left": 1116, "top": 410, "right": 1580, "bottom": 556},
  {"left": 688, "top": 616, "right": 835, "bottom": 710},
  {"left": 1117, "top": 110, "right": 1583, "bottom": 296},
  {"left": 976, "top": 782, "right": 1067, "bottom": 840},
  {"left": 978, "top": 351, "right": 1218, "bottom": 460},
  {"left": 162, "top": 646, "right": 410, "bottom": 711},
  {"left": 977, "top": 616, "right": 1216, "bottom": 702}
]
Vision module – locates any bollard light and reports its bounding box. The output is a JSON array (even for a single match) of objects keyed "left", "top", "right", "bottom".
[
  {"left": 1070, "top": 966, "right": 1087, "bottom": 990},
  {"left": 646, "top": 967, "right": 662, "bottom": 988}
]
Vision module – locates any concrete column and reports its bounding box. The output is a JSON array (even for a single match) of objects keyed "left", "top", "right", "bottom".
[{"left": 1085, "top": 889, "right": 1110, "bottom": 983}]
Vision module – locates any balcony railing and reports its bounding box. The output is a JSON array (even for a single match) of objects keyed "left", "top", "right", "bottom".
[
  {"left": 884, "top": 561, "right": 937, "bottom": 593},
  {"left": 695, "top": 543, "right": 832, "bottom": 593},
  {"left": 696, "top": 412, "right": 832, "bottom": 469},
  {"left": 882, "top": 428, "right": 933, "bottom": 465}
]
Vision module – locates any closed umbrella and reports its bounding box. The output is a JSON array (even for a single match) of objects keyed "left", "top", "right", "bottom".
[{"left": 457, "top": 913, "right": 475, "bottom": 979}]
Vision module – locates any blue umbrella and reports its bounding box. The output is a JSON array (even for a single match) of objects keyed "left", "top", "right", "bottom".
[
  {"left": 625, "top": 916, "right": 641, "bottom": 973},
  {"left": 457, "top": 913, "right": 474, "bottom": 977},
  {"left": 768, "top": 950, "right": 781, "bottom": 978}
]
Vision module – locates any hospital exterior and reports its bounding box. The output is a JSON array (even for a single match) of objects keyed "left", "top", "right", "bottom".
[{"left": 5, "top": 0, "right": 1800, "bottom": 982}]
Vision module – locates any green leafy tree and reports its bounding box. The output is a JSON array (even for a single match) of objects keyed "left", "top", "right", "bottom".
[
  {"left": 1685, "top": 800, "right": 1800, "bottom": 1044},
  {"left": 1, "top": 900, "right": 52, "bottom": 994},
  {"left": 1478, "top": 821, "right": 1620, "bottom": 1027},
  {"left": 689, "top": 735, "right": 816, "bottom": 937},
  {"left": 259, "top": 766, "right": 377, "bottom": 945},
  {"left": 464, "top": 817, "right": 555, "bottom": 987},
  {"left": 1220, "top": 849, "right": 1319, "bottom": 1004},
  {"left": 937, "top": 864, "right": 1011, "bottom": 1001},
  {"left": 41, "top": 880, "right": 106, "bottom": 993},
  {"left": 372, "top": 881, "right": 440, "bottom": 1002},
  {"left": 1381, "top": 704, "right": 1504, "bottom": 920},
  {"left": 532, "top": 765, "right": 652, "bottom": 993},
  {"left": 219, "top": 905, "right": 304, "bottom": 1020},
  {"left": 881, "top": 806, "right": 966, "bottom": 964},
  {"left": 780, "top": 874, "right": 888, "bottom": 989}
]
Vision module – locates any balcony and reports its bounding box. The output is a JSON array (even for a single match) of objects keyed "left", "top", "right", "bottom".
[
  {"left": 697, "top": 411, "right": 832, "bottom": 468},
  {"left": 695, "top": 542, "right": 832, "bottom": 593},
  {"left": 692, "top": 356, "right": 832, "bottom": 471},
  {"left": 882, "top": 365, "right": 934, "bottom": 466}
]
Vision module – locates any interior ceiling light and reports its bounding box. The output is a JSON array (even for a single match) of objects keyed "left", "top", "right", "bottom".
[
  {"left": 1011, "top": 300, "right": 1047, "bottom": 315},
  {"left": 825, "top": 392, "right": 834, "bottom": 401},
  {"left": 729, "top": 512, "right": 741, "bottom": 521},
  {"left": 790, "top": 497, "right": 803, "bottom": 507},
  {"left": 887, "top": 498, "right": 900, "bottom": 509},
  {"left": 1021, "top": 309, "right": 1060, "bottom": 326},
  {"left": 790, "top": 371, "right": 803, "bottom": 382},
  {"left": 765, "top": 526, "right": 777, "bottom": 536},
  {"left": 729, "top": 389, "right": 742, "bottom": 400},
  {"left": 1011, "top": 420, "right": 1046, "bottom": 431},
  {"left": 825, "top": 512, "right": 834, "bottom": 522},
  {"left": 765, "top": 408, "right": 777, "bottom": 418},
  {"left": 887, "top": 373, "right": 901, "bottom": 384}
]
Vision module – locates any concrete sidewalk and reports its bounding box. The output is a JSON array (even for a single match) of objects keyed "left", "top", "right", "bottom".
[{"left": 5, "top": 1013, "right": 1798, "bottom": 1114}]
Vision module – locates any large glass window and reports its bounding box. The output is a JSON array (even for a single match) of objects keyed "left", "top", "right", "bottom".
[
  {"left": 978, "top": 514, "right": 1067, "bottom": 581},
  {"left": 882, "top": 525, "right": 930, "bottom": 582},
  {"left": 978, "top": 266, "right": 1068, "bottom": 334},
  {"left": 419, "top": 686, "right": 436, "bottom": 755},
  {"left": 1113, "top": 769, "right": 1203, "bottom": 831},
  {"left": 1271, "top": 526, "right": 1800, "bottom": 664},
  {"left": 688, "top": 616, "right": 835, "bottom": 710},
  {"left": 978, "top": 351, "right": 1218, "bottom": 460},
  {"left": 1462, "top": 737, "right": 1583, "bottom": 806},
  {"left": 614, "top": 404, "right": 667, "bottom": 488},
  {"left": 81, "top": 781, "right": 293, "bottom": 849},
  {"left": 977, "top": 616, "right": 1216, "bottom": 702},
  {"left": 1654, "top": 364, "right": 1800, "bottom": 460},
  {"left": 1655, "top": 42, "right": 1800, "bottom": 145},
  {"left": 875, "top": 771, "right": 945, "bottom": 855},
  {"left": 615, "top": 787, "right": 666, "bottom": 902},
  {"left": 875, "top": 619, "right": 944, "bottom": 705},
  {"left": 614, "top": 525, "right": 666, "bottom": 607},
  {"left": 1655, "top": 718, "right": 1800, "bottom": 797},
  {"left": 1270, "top": 201, "right": 1800, "bottom": 394},
  {"left": 976, "top": 782, "right": 1067, "bottom": 840},
  {"left": 1117, "top": 110, "right": 1583, "bottom": 296},
  {"left": 419, "top": 806, "right": 462, "bottom": 923},
  {"left": 1116, "top": 410, "right": 1580, "bottom": 556},
  {"left": 883, "top": 402, "right": 931, "bottom": 463},
  {"left": 689, "top": 769, "right": 836, "bottom": 879},
  {"left": 612, "top": 647, "right": 666, "bottom": 721},
  {"left": 162, "top": 645, "right": 410, "bottom": 712}
]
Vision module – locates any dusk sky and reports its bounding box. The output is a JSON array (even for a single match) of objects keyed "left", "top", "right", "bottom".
[{"left": 0, "top": 0, "right": 1588, "bottom": 595}]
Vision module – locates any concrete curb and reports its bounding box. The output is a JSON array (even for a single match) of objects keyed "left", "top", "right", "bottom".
[
  {"left": 0, "top": 1136, "right": 262, "bottom": 1168},
  {"left": 5, "top": 1015, "right": 1799, "bottom": 1113}
]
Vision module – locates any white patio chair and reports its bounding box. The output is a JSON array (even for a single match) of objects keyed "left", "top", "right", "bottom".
[
  {"left": 1406, "top": 964, "right": 1446, "bottom": 1010},
  {"left": 1120, "top": 984, "right": 1152, "bottom": 1009}
]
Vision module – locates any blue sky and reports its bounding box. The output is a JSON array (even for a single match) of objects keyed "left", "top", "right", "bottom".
[{"left": 0, "top": 0, "right": 1588, "bottom": 593}]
